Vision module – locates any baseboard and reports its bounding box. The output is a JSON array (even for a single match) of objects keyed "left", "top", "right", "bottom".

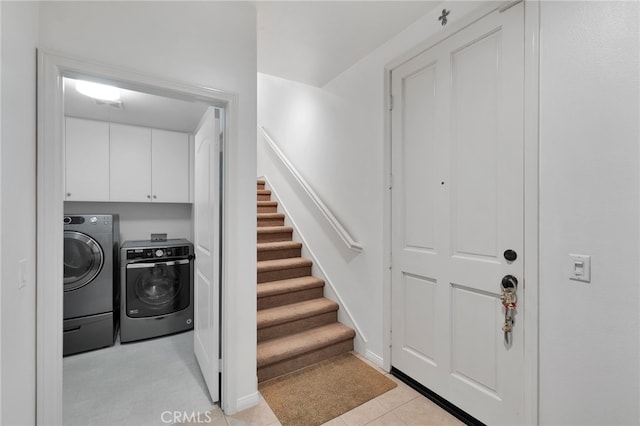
[
  {"left": 390, "top": 367, "right": 485, "bottom": 426},
  {"left": 235, "top": 391, "right": 260, "bottom": 414},
  {"left": 365, "top": 350, "right": 384, "bottom": 368}
]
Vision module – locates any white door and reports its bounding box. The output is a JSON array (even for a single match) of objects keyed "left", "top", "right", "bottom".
[
  {"left": 193, "top": 107, "right": 221, "bottom": 403},
  {"left": 391, "top": 4, "right": 524, "bottom": 425}
]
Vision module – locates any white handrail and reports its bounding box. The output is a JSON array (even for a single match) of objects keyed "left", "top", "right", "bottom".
[{"left": 258, "top": 126, "right": 363, "bottom": 253}]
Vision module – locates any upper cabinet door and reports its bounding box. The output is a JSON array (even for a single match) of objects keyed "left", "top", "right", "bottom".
[
  {"left": 151, "top": 129, "right": 190, "bottom": 203},
  {"left": 65, "top": 118, "right": 110, "bottom": 201},
  {"left": 109, "top": 123, "right": 152, "bottom": 202}
]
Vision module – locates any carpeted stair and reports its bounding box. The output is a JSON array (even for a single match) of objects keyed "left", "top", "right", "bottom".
[{"left": 256, "top": 179, "right": 355, "bottom": 382}]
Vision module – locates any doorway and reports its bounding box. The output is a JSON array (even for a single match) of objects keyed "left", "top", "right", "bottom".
[
  {"left": 385, "top": 2, "right": 539, "bottom": 425},
  {"left": 36, "top": 51, "right": 234, "bottom": 424}
]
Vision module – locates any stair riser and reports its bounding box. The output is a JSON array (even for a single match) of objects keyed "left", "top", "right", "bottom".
[
  {"left": 258, "top": 217, "right": 285, "bottom": 227},
  {"left": 257, "top": 194, "right": 272, "bottom": 202},
  {"left": 258, "top": 287, "right": 325, "bottom": 311},
  {"left": 258, "top": 266, "right": 312, "bottom": 284},
  {"left": 257, "top": 247, "right": 301, "bottom": 261},
  {"left": 257, "top": 339, "right": 354, "bottom": 382},
  {"left": 258, "top": 311, "right": 337, "bottom": 343},
  {"left": 258, "top": 205, "right": 278, "bottom": 214},
  {"left": 257, "top": 231, "right": 293, "bottom": 243}
]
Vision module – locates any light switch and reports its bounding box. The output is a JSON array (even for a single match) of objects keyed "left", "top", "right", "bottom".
[{"left": 569, "top": 254, "right": 591, "bottom": 283}]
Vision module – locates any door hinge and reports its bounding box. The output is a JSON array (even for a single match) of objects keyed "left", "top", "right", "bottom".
[
  {"left": 389, "top": 94, "right": 394, "bottom": 111},
  {"left": 218, "top": 133, "right": 224, "bottom": 152},
  {"left": 218, "top": 358, "right": 223, "bottom": 373}
]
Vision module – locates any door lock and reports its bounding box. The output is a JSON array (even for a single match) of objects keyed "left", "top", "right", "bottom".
[{"left": 503, "top": 249, "right": 518, "bottom": 262}]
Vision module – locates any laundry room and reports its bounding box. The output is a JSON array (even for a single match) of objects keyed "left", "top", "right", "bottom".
[{"left": 62, "top": 76, "right": 218, "bottom": 425}]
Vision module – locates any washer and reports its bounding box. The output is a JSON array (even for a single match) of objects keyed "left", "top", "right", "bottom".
[
  {"left": 63, "top": 214, "right": 120, "bottom": 356},
  {"left": 120, "top": 239, "right": 194, "bottom": 343}
]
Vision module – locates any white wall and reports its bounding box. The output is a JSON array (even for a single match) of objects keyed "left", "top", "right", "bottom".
[
  {"left": 538, "top": 2, "right": 639, "bottom": 424},
  {"left": 38, "top": 1, "right": 258, "bottom": 413},
  {"left": 0, "top": 2, "right": 39, "bottom": 424},
  {"left": 257, "top": 74, "right": 381, "bottom": 360},
  {"left": 0, "top": 2, "right": 256, "bottom": 420},
  {"left": 258, "top": 0, "right": 640, "bottom": 423},
  {"left": 65, "top": 202, "right": 194, "bottom": 242},
  {"left": 257, "top": 3, "right": 480, "bottom": 364}
]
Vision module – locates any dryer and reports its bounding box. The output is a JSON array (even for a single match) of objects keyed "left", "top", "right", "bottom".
[{"left": 63, "top": 214, "right": 120, "bottom": 356}]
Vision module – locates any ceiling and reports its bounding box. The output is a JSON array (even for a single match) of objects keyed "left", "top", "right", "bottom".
[
  {"left": 257, "top": 1, "right": 440, "bottom": 87},
  {"left": 65, "top": 1, "right": 440, "bottom": 130},
  {"left": 63, "top": 78, "right": 209, "bottom": 133}
]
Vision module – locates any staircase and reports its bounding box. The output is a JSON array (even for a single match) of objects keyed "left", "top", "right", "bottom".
[{"left": 256, "top": 179, "right": 356, "bottom": 382}]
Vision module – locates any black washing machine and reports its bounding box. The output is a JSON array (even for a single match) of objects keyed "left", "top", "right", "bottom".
[
  {"left": 120, "top": 239, "right": 194, "bottom": 343},
  {"left": 63, "top": 214, "right": 120, "bottom": 356}
]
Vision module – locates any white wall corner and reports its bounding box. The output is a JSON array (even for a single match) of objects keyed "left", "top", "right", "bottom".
[{"left": 0, "top": 4, "right": 3, "bottom": 422}]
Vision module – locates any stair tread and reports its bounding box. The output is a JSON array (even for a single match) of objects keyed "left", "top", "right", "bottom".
[
  {"left": 257, "top": 241, "right": 302, "bottom": 251},
  {"left": 257, "top": 189, "right": 272, "bottom": 195},
  {"left": 257, "top": 323, "right": 356, "bottom": 368},
  {"left": 258, "top": 201, "right": 277, "bottom": 205},
  {"left": 257, "top": 298, "right": 338, "bottom": 329},
  {"left": 257, "top": 179, "right": 266, "bottom": 185},
  {"left": 257, "top": 226, "right": 293, "bottom": 234},
  {"left": 257, "top": 257, "right": 312, "bottom": 272},
  {"left": 257, "top": 276, "right": 325, "bottom": 298},
  {"left": 257, "top": 213, "right": 285, "bottom": 219}
]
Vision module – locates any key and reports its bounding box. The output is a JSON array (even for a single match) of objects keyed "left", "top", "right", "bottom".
[
  {"left": 501, "top": 288, "right": 517, "bottom": 309},
  {"left": 503, "top": 313, "right": 512, "bottom": 344},
  {"left": 502, "top": 303, "right": 515, "bottom": 344}
]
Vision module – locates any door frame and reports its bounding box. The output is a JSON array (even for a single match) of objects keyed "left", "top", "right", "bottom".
[
  {"left": 36, "top": 50, "right": 237, "bottom": 424},
  {"left": 381, "top": 1, "right": 540, "bottom": 424}
]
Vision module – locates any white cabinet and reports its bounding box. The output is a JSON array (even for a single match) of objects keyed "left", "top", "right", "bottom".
[
  {"left": 151, "top": 129, "right": 190, "bottom": 203},
  {"left": 109, "top": 124, "right": 190, "bottom": 203},
  {"left": 65, "top": 118, "right": 191, "bottom": 203},
  {"left": 65, "top": 117, "right": 110, "bottom": 201},
  {"left": 109, "top": 124, "right": 152, "bottom": 202}
]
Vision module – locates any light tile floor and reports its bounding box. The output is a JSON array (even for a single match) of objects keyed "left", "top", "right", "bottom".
[
  {"left": 64, "top": 331, "right": 214, "bottom": 426},
  {"left": 204, "top": 354, "right": 465, "bottom": 426},
  {"left": 65, "top": 337, "right": 462, "bottom": 426},
  {"left": 218, "top": 373, "right": 464, "bottom": 426}
]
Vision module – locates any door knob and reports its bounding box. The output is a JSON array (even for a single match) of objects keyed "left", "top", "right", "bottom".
[{"left": 501, "top": 275, "right": 518, "bottom": 289}]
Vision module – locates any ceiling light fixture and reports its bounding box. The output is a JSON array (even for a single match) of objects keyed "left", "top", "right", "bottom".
[{"left": 75, "top": 80, "right": 121, "bottom": 102}]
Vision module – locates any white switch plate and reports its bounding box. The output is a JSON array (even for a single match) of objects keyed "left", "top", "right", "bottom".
[{"left": 569, "top": 254, "right": 591, "bottom": 283}]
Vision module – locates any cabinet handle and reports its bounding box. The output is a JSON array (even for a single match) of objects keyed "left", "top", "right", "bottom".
[
  {"left": 147, "top": 195, "right": 151, "bottom": 199},
  {"left": 153, "top": 195, "right": 157, "bottom": 199},
  {"left": 66, "top": 193, "right": 71, "bottom": 197}
]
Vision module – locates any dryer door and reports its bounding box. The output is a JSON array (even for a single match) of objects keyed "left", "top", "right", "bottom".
[{"left": 64, "top": 231, "right": 105, "bottom": 291}]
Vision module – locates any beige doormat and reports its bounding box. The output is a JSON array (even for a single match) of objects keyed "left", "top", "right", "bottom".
[{"left": 259, "top": 352, "right": 397, "bottom": 426}]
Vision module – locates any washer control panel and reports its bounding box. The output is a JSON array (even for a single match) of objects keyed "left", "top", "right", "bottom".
[{"left": 126, "top": 245, "right": 191, "bottom": 260}]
